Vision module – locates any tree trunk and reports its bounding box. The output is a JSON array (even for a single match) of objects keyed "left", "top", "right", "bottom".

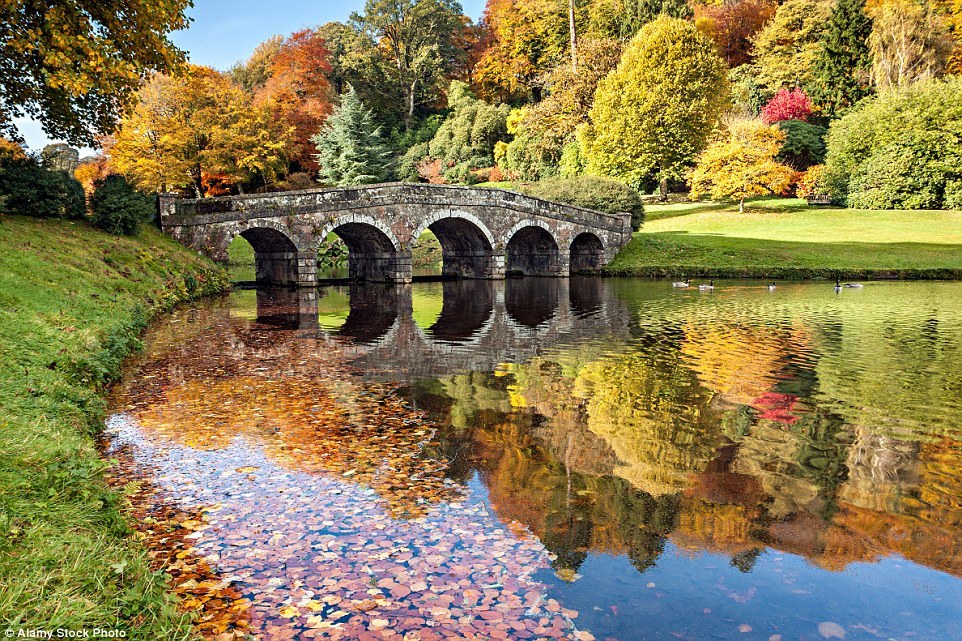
[
  {"left": 405, "top": 79, "right": 417, "bottom": 132},
  {"left": 189, "top": 164, "right": 203, "bottom": 198},
  {"left": 569, "top": 0, "right": 578, "bottom": 74},
  {"left": 739, "top": 198, "right": 745, "bottom": 213},
  {"left": 659, "top": 175, "right": 668, "bottom": 201}
]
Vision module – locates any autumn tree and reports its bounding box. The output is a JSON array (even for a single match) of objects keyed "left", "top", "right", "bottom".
[
  {"left": 936, "top": 0, "right": 962, "bottom": 73},
  {"left": 350, "top": 0, "right": 471, "bottom": 131},
  {"left": 809, "top": 0, "right": 874, "bottom": 118},
  {"left": 499, "top": 37, "right": 623, "bottom": 179},
  {"left": 230, "top": 36, "right": 284, "bottom": 92},
  {"left": 254, "top": 30, "right": 334, "bottom": 174},
  {"left": 690, "top": 119, "right": 795, "bottom": 211},
  {"left": 74, "top": 155, "right": 111, "bottom": 194},
  {"left": 0, "top": 0, "right": 190, "bottom": 145},
  {"left": 694, "top": 0, "right": 776, "bottom": 68},
  {"left": 313, "top": 87, "right": 391, "bottom": 186},
  {"left": 580, "top": 16, "right": 728, "bottom": 197},
  {"left": 106, "top": 66, "right": 291, "bottom": 195},
  {"left": 752, "top": 0, "right": 833, "bottom": 92},
  {"left": 868, "top": 0, "right": 953, "bottom": 91},
  {"left": 474, "top": 0, "right": 570, "bottom": 102}
]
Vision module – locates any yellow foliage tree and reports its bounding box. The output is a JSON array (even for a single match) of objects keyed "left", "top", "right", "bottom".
[
  {"left": 689, "top": 119, "right": 795, "bottom": 212},
  {"left": 105, "top": 66, "right": 291, "bottom": 196},
  {"left": 580, "top": 16, "right": 728, "bottom": 197},
  {"left": 867, "top": 0, "right": 954, "bottom": 91}
]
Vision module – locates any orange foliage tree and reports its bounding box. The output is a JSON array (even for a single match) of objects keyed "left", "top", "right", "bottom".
[
  {"left": 694, "top": 0, "right": 777, "bottom": 68},
  {"left": 255, "top": 29, "right": 334, "bottom": 174},
  {"left": 73, "top": 155, "right": 111, "bottom": 194}
]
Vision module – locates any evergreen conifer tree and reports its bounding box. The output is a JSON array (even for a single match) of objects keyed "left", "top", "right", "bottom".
[
  {"left": 313, "top": 86, "right": 390, "bottom": 186},
  {"left": 809, "top": 0, "right": 874, "bottom": 118}
]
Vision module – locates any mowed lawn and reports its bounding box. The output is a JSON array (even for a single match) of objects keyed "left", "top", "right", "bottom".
[{"left": 606, "top": 198, "right": 962, "bottom": 279}]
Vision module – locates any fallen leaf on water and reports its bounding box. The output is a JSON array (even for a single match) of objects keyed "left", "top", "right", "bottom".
[{"left": 818, "top": 621, "right": 846, "bottom": 639}]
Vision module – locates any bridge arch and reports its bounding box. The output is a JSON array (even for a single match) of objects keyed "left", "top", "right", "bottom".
[
  {"left": 505, "top": 221, "right": 564, "bottom": 277},
  {"left": 319, "top": 214, "right": 406, "bottom": 282},
  {"left": 411, "top": 211, "right": 502, "bottom": 279},
  {"left": 569, "top": 231, "right": 606, "bottom": 274},
  {"left": 226, "top": 223, "right": 306, "bottom": 285}
]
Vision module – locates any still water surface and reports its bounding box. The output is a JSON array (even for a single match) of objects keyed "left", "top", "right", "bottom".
[{"left": 106, "top": 279, "right": 962, "bottom": 640}]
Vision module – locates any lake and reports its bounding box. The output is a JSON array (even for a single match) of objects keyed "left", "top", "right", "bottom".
[{"left": 103, "top": 278, "right": 962, "bottom": 640}]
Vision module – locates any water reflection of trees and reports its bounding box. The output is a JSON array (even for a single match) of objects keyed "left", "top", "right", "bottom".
[
  {"left": 121, "top": 280, "right": 962, "bottom": 581},
  {"left": 416, "top": 313, "right": 962, "bottom": 579}
]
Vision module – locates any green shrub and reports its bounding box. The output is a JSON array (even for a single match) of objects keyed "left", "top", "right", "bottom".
[
  {"left": 496, "top": 106, "right": 563, "bottom": 181},
  {"left": 398, "top": 142, "right": 430, "bottom": 182},
  {"left": 0, "top": 155, "right": 86, "bottom": 219},
  {"left": 90, "top": 175, "right": 155, "bottom": 235},
  {"left": 559, "top": 141, "right": 586, "bottom": 178},
  {"left": 776, "top": 119, "right": 826, "bottom": 170},
  {"left": 846, "top": 133, "right": 950, "bottom": 209},
  {"left": 426, "top": 81, "right": 509, "bottom": 176},
  {"left": 824, "top": 78, "right": 962, "bottom": 208},
  {"left": 520, "top": 176, "right": 645, "bottom": 230}
]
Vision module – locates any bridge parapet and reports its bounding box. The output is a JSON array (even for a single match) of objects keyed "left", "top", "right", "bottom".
[{"left": 160, "top": 183, "right": 632, "bottom": 285}]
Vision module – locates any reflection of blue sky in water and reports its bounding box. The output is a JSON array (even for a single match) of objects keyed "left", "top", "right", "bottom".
[{"left": 538, "top": 546, "right": 962, "bottom": 641}]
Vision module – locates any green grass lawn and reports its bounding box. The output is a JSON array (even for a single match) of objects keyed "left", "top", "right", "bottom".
[
  {"left": 0, "top": 215, "right": 228, "bottom": 637},
  {"left": 606, "top": 197, "right": 962, "bottom": 279}
]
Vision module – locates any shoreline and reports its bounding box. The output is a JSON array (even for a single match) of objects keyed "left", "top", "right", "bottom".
[
  {"left": 601, "top": 266, "right": 962, "bottom": 280},
  {"left": 0, "top": 215, "right": 230, "bottom": 636}
]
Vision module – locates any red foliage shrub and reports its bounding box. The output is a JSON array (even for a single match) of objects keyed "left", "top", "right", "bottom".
[
  {"left": 761, "top": 88, "right": 813, "bottom": 124},
  {"left": 416, "top": 158, "right": 445, "bottom": 184}
]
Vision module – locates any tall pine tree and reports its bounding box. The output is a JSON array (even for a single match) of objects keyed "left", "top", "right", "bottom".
[
  {"left": 313, "top": 86, "right": 390, "bottom": 186},
  {"left": 809, "top": 0, "right": 874, "bottom": 118}
]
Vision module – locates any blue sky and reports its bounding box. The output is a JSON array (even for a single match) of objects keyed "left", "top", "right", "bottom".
[{"left": 15, "top": 0, "right": 487, "bottom": 153}]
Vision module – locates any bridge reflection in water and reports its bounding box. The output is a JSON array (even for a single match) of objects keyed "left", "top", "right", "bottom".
[{"left": 249, "top": 278, "right": 632, "bottom": 380}]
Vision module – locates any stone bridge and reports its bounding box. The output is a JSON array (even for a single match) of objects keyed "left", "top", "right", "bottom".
[
  {"left": 250, "top": 278, "right": 633, "bottom": 380},
  {"left": 159, "top": 183, "right": 632, "bottom": 285}
]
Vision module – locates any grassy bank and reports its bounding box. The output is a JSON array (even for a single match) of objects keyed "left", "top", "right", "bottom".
[
  {"left": 0, "top": 215, "right": 228, "bottom": 637},
  {"left": 606, "top": 198, "right": 962, "bottom": 279}
]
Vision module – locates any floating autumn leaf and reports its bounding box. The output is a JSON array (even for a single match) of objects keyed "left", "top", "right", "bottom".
[{"left": 818, "top": 621, "right": 847, "bottom": 639}]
